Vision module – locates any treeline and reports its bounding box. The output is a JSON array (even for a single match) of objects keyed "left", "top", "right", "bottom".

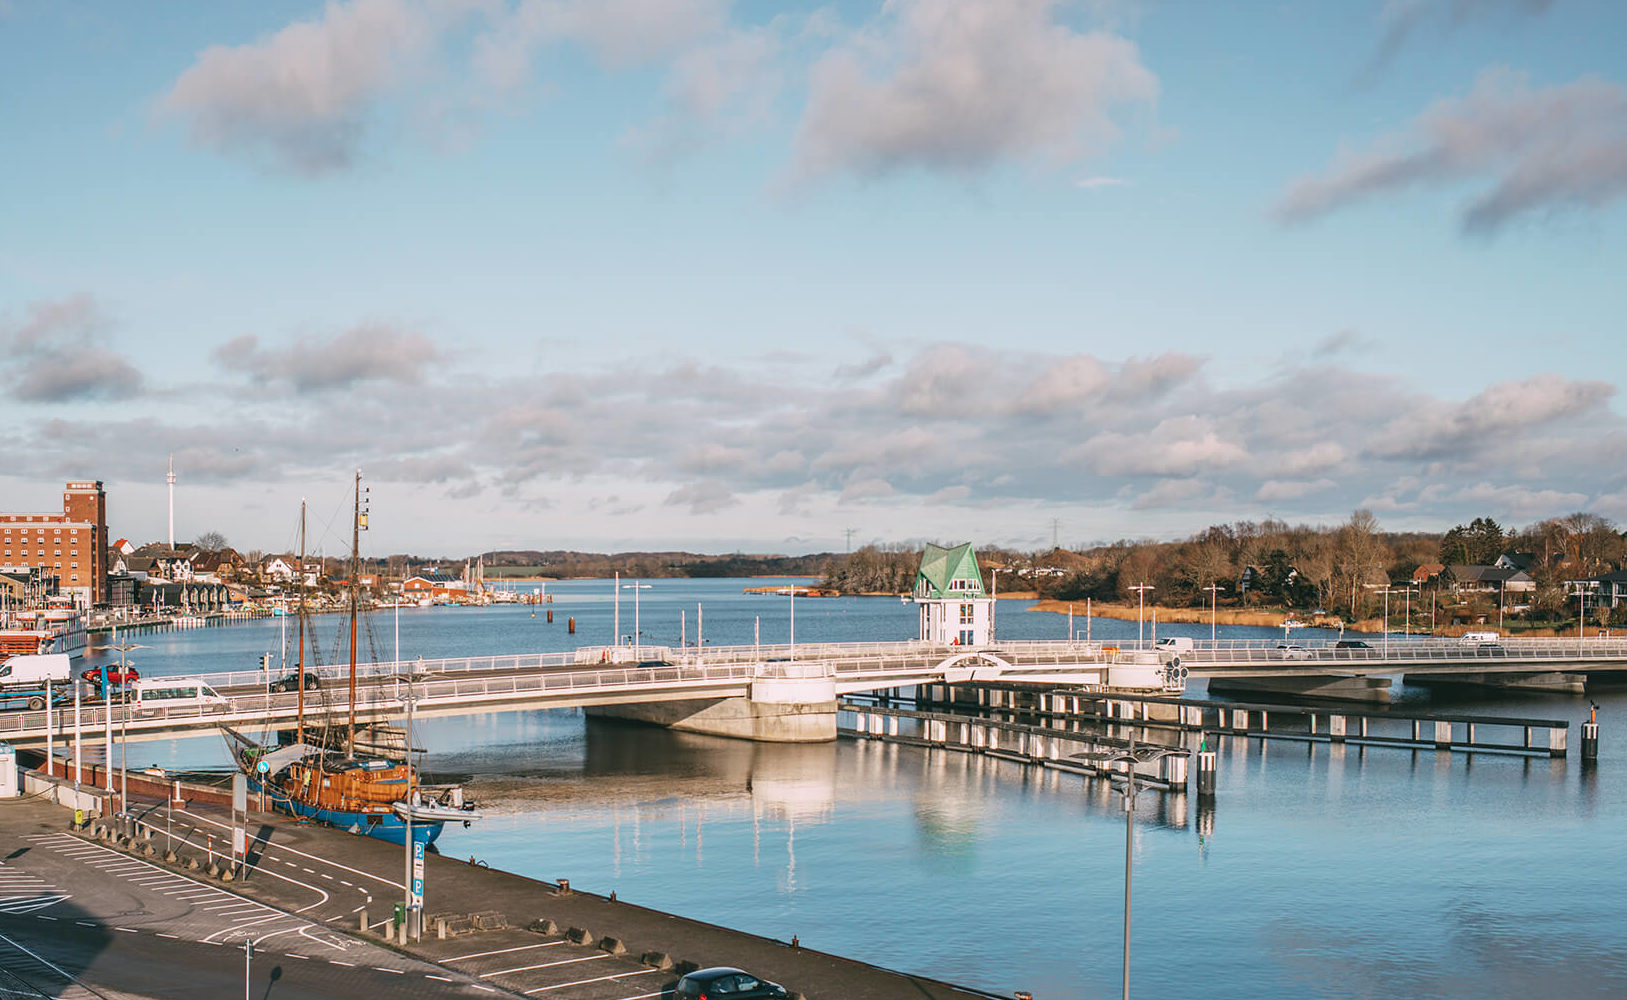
[
  {"left": 471, "top": 549, "right": 836, "bottom": 579},
  {"left": 823, "top": 509, "right": 1627, "bottom": 627},
  {"left": 1033, "top": 510, "right": 1627, "bottom": 624}
]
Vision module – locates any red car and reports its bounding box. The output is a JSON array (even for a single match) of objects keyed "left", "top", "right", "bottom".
[{"left": 82, "top": 665, "right": 140, "bottom": 686}]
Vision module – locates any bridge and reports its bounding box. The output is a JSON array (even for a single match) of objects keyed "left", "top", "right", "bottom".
[{"left": 0, "top": 635, "right": 1621, "bottom": 749}]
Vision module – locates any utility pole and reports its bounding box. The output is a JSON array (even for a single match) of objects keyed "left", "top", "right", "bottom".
[
  {"left": 1050, "top": 518, "right": 1062, "bottom": 550},
  {"left": 1202, "top": 583, "right": 1224, "bottom": 642},
  {"left": 166, "top": 455, "right": 176, "bottom": 549},
  {"left": 844, "top": 528, "right": 857, "bottom": 553}
]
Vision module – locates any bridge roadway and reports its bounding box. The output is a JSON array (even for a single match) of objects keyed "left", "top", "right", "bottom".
[{"left": 2, "top": 635, "right": 1622, "bottom": 747}]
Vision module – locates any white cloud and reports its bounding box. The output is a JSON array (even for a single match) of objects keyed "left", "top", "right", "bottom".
[
  {"left": 0, "top": 294, "right": 143, "bottom": 402},
  {"left": 159, "top": 0, "right": 445, "bottom": 173},
  {"left": 212, "top": 323, "right": 443, "bottom": 391},
  {"left": 789, "top": 0, "right": 1157, "bottom": 181},
  {"left": 1278, "top": 68, "right": 1627, "bottom": 232}
]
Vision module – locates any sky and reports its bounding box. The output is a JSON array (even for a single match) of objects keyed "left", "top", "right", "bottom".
[{"left": 2, "top": 0, "right": 1626, "bottom": 558}]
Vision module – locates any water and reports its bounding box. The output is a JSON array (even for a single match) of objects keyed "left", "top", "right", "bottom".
[{"left": 81, "top": 580, "right": 1626, "bottom": 999}]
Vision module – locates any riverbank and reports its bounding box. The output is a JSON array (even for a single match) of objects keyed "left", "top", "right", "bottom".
[{"left": 1024, "top": 599, "right": 1605, "bottom": 638}]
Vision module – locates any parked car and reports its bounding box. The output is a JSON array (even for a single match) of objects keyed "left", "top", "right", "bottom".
[
  {"left": 268, "top": 672, "right": 321, "bottom": 692},
  {"left": 1333, "top": 640, "right": 1371, "bottom": 649},
  {"left": 81, "top": 664, "right": 140, "bottom": 686},
  {"left": 674, "top": 967, "right": 790, "bottom": 999},
  {"left": 1275, "top": 643, "right": 1311, "bottom": 661}
]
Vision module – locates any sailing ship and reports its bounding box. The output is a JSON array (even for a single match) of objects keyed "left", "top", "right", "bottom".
[
  {"left": 0, "top": 603, "right": 88, "bottom": 660},
  {"left": 224, "top": 474, "right": 479, "bottom": 846}
]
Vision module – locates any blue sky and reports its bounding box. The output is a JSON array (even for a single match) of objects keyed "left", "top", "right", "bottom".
[{"left": 2, "top": 0, "right": 1625, "bottom": 557}]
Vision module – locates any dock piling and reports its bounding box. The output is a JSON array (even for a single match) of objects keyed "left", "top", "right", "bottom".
[
  {"left": 1583, "top": 720, "right": 1599, "bottom": 761},
  {"left": 1196, "top": 750, "right": 1217, "bottom": 797}
]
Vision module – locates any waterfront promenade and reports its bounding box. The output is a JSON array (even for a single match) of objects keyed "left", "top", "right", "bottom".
[{"left": 0, "top": 781, "right": 1002, "bottom": 1000}]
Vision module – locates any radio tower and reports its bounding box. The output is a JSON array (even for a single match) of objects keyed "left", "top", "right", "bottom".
[{"left": 167, "top": 455, "right": 176, "bottom": 548}]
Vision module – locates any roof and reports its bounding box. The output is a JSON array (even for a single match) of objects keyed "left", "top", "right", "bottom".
[
  {"left": 1449, "top": 565, "right": 1533, "bottom": 585},
  {"left": 914, "top": 543, "right": 985, "bottom": 600}
]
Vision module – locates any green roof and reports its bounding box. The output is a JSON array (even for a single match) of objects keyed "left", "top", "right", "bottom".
[{"left": 914, "top": 543, "right": 985, "bottom": 599}]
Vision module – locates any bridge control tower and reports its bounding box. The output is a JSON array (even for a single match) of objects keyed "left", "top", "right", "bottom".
[{"left": 914, "top": 543, "right": 994, "bottom": 646}]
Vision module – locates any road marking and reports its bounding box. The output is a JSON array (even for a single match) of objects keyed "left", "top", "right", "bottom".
[
  {"left": 374, "top": 967, "right": 405, "bottom": 974},
  {"left": 75, "top": 920, "right": 97, "bottom": 927},
  {"left": 524, "top": 969, "right": 657, "bottom": 994},
  {"left": 447, "top": 941, "right": 563, "bottom": 961},
  {"left": 166, "top": 812, "right": 403, "bottom": 890},
  {"left": 156, "top": 933, "right": 179, "bottom": 939},
  {"left": 426, "top": 975, "right": 453, "bottom": 982},
  {"left": 483, "top": 954, "right": 608, "bottom": 977},
  {"left": 287, "top": 953, "right": 310, "bottom": 960},
  {"left": 329, "top": 960, "right": 355, "bottom": 967},
  {"left": 114, "top": 927, "right": 137, "bottom": 933}
]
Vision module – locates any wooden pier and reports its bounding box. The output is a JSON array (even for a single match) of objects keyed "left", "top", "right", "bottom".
[
  {"left": 838, "top": 700, "right": 1191, "bottom": 789},
  {"left": 914, "top": 682, "right": 1571, "bottom": 757}
]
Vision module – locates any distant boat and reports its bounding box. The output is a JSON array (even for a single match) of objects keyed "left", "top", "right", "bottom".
[{"left": 621, "top": 583, "right": 652, "bottom": 590}]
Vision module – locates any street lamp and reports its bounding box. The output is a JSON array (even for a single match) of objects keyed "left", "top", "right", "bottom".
[
  {"left": 1367, "top": 586, "right": 1405, "bottom": 658},
  {"left": 1201, "top": 583, "right": 1224, "bottom": 643},
  {"left": 1069, "top": 732, "right": 1182, "bottom": 1000},
  {"left": 108, "top": 642, "right": 148, "bottom": 813},
  {"left": 1128, "top": 584, "right": 1154, "bottom": 648}
]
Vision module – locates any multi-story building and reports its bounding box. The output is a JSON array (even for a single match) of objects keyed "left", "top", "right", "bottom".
[{"left": 0, "top": 481, "right": 108, "bottom": 607}]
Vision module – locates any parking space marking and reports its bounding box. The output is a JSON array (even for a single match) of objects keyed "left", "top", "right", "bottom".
[
  {"left": 483, "top": 954, "right": 609, "bottom": 978},
  {"left": 447, "top": 941, "right": 564, "bottom": 962},
  {"left": 523, "top": 969, "right": 657, "bottom": 995}
]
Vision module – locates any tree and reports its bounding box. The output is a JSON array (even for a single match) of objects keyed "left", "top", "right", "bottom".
[{"left": 194, "top": 531, "right": 229, "bottom": 552}]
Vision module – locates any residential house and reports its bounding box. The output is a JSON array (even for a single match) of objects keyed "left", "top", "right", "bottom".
[{"left": 1448, "top": 565, "right": 1536, "bottom": 604}]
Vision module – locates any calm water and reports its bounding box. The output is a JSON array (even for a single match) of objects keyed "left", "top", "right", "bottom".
[{"left": 84, "top": 580, "right": 1625, "bottom": 999}]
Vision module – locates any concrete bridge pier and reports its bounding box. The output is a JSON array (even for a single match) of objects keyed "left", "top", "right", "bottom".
[
  {"left": 1206, "top": 674, "right": 1394, "bottom": 703},
  {"left": 1403, "top": 671, "right": 1587, "bottom": 695},
  {"left": 586, "top": 674, "right": 838, "bottom": 743}
]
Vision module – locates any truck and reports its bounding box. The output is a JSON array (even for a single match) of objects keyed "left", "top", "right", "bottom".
[{"left": 0, "top": 653, "right": 72, "bottom": 711}]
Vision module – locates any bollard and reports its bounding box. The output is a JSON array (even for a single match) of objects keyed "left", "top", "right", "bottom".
[
  {"left": 1162, "top": 753, "right": 1189, "bottom": 790},
  {"left": 547, "top": 608, "right": 553, "bottom": 623},
  {"left": 568, "top": 617, "right": 575, "bottom": 634},
  {"left": 1583, "top": 721, "right": 1599, "bottom": 762},
  {"left": 1196, "top": 750, "right": 1217, "bottom": 797},
  {"left": 557, "top": 878, "right": 571, "bottom": 895},
  {"left": 359, "top": 910, "right": 369, "bottom": 933}
]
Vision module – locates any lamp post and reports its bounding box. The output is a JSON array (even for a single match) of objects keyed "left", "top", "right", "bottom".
[
  {"left": 108, "top": 642, "right": 148, "bottom": 813},
  {"left": 1128, "top": 584, "right": 1154, "bottom": 648},
  {"left": 1069, "top": 733, "right": 1182, "bottom": 1000},
  {"left": 1202, "top": 583, "right": 1223, "bottom": 643}
]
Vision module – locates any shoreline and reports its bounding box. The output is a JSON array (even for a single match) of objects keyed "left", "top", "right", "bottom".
[{"left": 1024, "top": 599, "right": 1597, "bottom": 638}]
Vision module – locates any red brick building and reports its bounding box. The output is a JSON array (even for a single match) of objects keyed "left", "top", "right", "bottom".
[{"left": 0, "top": 480, "right": 109, "bottom": 606}]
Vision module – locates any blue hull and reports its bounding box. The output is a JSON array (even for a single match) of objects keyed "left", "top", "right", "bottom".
[{"left": 251, "top": 779, "right": 444, "bottom": 847}]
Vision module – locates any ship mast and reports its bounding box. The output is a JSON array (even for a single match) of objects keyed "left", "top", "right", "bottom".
[
  {"left": 296, "top": 500, "right": 307, "bottom": 746},
  {"left": 347, "top": 469, "right": 367, "bottom": 757}
]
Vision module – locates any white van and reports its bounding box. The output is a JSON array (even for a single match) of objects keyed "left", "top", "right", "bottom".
[
  {"left": 132, "top": 677, "right": 232, "bottom": 715},
  {"left": 1155, "top": 637, "right": 1195, "bottom": 653},
  {"left": 1458, "top": 631, "right": 1501, "bottom": 646},
  {"left": 0, "top": 653, "right": 71, "bottom": 687}
]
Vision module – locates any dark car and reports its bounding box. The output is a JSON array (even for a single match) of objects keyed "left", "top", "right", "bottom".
[
  {"left": 1334, "top": 640, "right": 1371, "bottom": 649},
  {"left": 268, "top": 672, "right": 322, "bottom": 692},
  {"left": 82, "top": 665, "right": 139, "bottom": 686},
  {"left": 674, "top": 967, "right": 789, "bottom": 999}
]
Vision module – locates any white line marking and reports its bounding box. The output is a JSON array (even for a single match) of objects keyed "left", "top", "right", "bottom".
[
  {"left": 165, "top": 813, "right": 404, "bottom": 890},
  {"left": 156, "top": 933, "right": 179, "bottom": 939},
  {"left": 374, "top": 967, "right": 405, "bottom": 974},
  {"left": 447, "top": 941, "right": 563, "bottom": 961},
  {"left": 524, "top": 969, "right": 657, "bottom": 994},
  {"left": 426, "top": 974, "right": 453, "bottom": 982},
  {"left": 329, "top": 960, "right": 355, "bottom": 967},
  {"left": 287, "top": 953, "right": 310, "bottom": 960},
  {"left": 483, "top": 954, "right": 608, "bottom": 977}
]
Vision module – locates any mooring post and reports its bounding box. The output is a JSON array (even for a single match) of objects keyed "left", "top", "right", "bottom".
[
  {"left": 1583, "top": 721, "right": 1599, "bottom": 761},
  {"left": 1196, "top": 745, "right": 1217, "bottom": 797}
]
